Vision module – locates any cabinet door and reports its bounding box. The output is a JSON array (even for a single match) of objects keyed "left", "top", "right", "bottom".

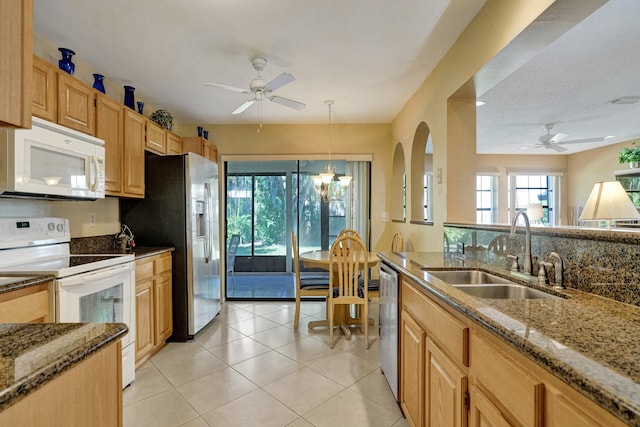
[
  {"left": 426, "top": 338, "right": 468, "bottom": 427},
  {"left": 203, "top": 141, "right": 217, "bottom": 163},
  {"left": 401, "top": 311, "right": 426, "bottom": 427},
  {"left": 154, "top": 271, "right": 173, "bottom": 348},
  {"left": 470, "top": 386, "right": 511, "bottom": 427},
  {"left": 135, "top": 281, "right": 154, "bottom": 364},
  {"left": 32, "top": 55, "right": 57, "bottom": 122},
  {"left": 546, "top": 387, "right": 626, "bottom": 427},
  {"left": 0, "top": 0, "right": 32, "bottom": 128},
  {"left": 123, "top": 109, "right": 146, "bottom": 197},
  {"left": 57, "top": 72, "right": 95, "bottom": 135},
  {"left": 0, "top": 282, "right": 51, "bottom": 323},
  {"left": 182, "top": 136, "right": 203, "bottom": 155},
  {"left": 95, "top": 93, "right": 124, "bottom": 195},
  {"left": 146, "top": 120, "right": 167, "bottom": 154},
  {"left": 167, "top": 132, "right": 182, "bottom": 155}
]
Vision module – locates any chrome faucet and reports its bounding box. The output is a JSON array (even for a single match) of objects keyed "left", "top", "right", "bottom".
[
  {"left": 549, "top": 252, "right": 565, "bottom": 289},
  {"left": 509, "top": 210, "right": 533, "bottom": 275}
]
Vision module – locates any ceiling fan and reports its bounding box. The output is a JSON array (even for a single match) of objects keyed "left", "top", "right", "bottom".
[
  {"left": 532, "top": 123, "right": 605, "bottom": 152},
  {"left": 204, "top": 57, "right": 305, "bottom": 115}
]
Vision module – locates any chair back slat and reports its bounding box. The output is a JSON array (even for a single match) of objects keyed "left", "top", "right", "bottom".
[{"left": 330, "top": 234, "right": 368, "bottom": 301}]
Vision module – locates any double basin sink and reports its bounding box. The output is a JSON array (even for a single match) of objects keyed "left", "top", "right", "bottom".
[{"left": 424, "top": 269, "right": 560, "bottom": 300}]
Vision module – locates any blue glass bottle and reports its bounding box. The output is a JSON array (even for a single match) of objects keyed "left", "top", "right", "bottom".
[
  {"left": 123, "top": 86, "right": 135, "bottom": 110},
  {"left": 58, "top": 48, "right": 75, "bottom": 75},
  {"left": 92, "top": 74, "right": 106, "bottom": 93},
  {"left": 137, "top": 101, "right": 144, "bottom": 115}
]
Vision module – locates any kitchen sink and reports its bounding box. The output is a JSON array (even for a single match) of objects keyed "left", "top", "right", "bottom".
[
  {"left": 424, "top": 269, "right": 561, "bottom": 300},
  {"left": 451, "top": 284, "right": 559, "bottom": 300},
  {"left": 425, "top": 269, "right": 512, "bottom": 285}
]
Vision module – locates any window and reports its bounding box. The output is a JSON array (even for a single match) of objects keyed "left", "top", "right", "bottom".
[
  {"left": 508, "top": 174, "right": 560, "bottom": 225},
  {"left": 476, "top": 175, "right": 497, "bottom": 224},
  {"left": 424, "top": 173, "right": 433, "bottom": 220}
]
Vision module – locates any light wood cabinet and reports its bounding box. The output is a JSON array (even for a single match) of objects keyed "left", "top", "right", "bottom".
[
  {"left": 57, "top": 71, "right": 95, "bottom": 135},
  {"left": 123, "top": 109, "right": 146, "bottom": 198},
  {"left": 0, "top": 281, "right": 52, "bottom": 323},
  {"left": 427, "top": 338, "right": 467, "bottom": 427},
  {"left": 135, "top": 252, "right": 173, "bottom": 367},
  {"left": 401, "top": 311, "right": 425, "bottom": 427},
  {"left": 95, "top": 93, "right": 124, "bottom": 195},
  {"left": 183, "top": 136, "right": 218, "bottom": 163},
  {"left": 399, "top": 276, "right": 628, "bottom": 427},
  {"left": 400, "top": 278, "right": 469, "bottom": 427},
  {"left": 32, "top": 55, "right": 57, "bottom": 122},
  {"left": 0, "top": 0, "right": 33, "bottom": 129},
  {"left": 0, "top": 340, "right": 122, "bottom": 427},
  {"left": 167, "top": 132, "right": 183, "bottom": 154},
  {"left": 145, "top": 120, "right": 167, "bottom": 154}
]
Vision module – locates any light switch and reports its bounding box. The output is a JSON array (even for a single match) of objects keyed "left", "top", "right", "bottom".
[
  {"left": 381, "top": 212, "right": 389, "bottom": 222},
  {"left": 437, "top": 168, "right": 443, "bottom": 184}
]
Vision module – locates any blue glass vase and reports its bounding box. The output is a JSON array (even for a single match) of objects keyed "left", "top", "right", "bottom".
[
  {"left": 58, "top": 48, "right": 75, "bottom": 75},
  {"left": 92, "top": 74, "right": 106, "bottom": 93},
  {"left": 123, "top": 86, "right": 135, "bottom": 110},
  {"left": 137, "top": 101, "right": 144, "bottom": 115}
]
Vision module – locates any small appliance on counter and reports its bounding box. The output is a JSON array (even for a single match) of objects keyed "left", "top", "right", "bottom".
[
  {"left": 0, "top": 217, "right": 136, "bottom": 387},
  {"left": 121, "top": 153, "right": 221, "bottom": 341}
]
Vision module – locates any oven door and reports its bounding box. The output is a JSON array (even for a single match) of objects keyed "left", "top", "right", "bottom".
[{"left": 56, "top": 262, "right": 135, "bottom": 349}]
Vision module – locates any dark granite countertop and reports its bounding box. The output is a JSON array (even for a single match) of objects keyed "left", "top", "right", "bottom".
[
  {"left": 128, "top": 246, "right": 174, "bottom": 259},
  {"left": 378, "top": 251, "right": 640, "bottom": 426},
  {"left": 0, "top": 275, "right": 55, "bottom": 295},
  {"left": 0, "top": 322, "right": 127, "bottom": 411}
]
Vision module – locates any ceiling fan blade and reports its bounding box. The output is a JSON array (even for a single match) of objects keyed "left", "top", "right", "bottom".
[
  {"left": 548, "top": 144, "right": 568, "bottom": 152},
  {"left": 264, "top": 73, "right": 295, "bottom": 92},
  {"left": 204, "top": 82, "right": 249, "bottom": 94},
  {"left": 559, "top": 136, "right": 605, "bottom": 144},
  {"left": 549, "top": 132, "right": 568, "bottom": 143},
  {"left": 269, "top": 95, "right": 306, "bottom": 111},
  {"left": 232, "top": 100, "right": 255, "bottom": 115}
]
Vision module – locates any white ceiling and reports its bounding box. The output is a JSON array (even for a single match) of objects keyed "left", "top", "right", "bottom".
[
  {"left": 32, "top": 0, "right": 484, "bottom": 125},
  {"left": 32, "top": 0, "right": 640, "bottom": 155}
]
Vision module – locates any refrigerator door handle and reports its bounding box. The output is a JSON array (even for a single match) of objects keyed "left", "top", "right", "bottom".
[{"left": 204, "top": 182, "right": 212, "bottom": 263}]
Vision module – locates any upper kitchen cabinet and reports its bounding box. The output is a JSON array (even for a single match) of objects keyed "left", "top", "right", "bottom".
[
  {"left": 0, "top": 0, "right": 33, "bottom": 129},
  {"left": 167, "top": 132, "right": 182, "bottom": 155},
  {"left": 32, "top": 55, "right": 57, "bottom": 122},
  {"left": 183, "top": 136, "right": 218, "bottom": 163},
  {"left": 145, "top": 120, "right": 167, "bottom": 155},
  {"left": 122, "top": 109, "right": 145, "bottom": 198},
  {"left": 57, "top": 72, "right": 95, "bottom": 135},
  {"left": 95, "top": 93, "right": 124, "bottom": 195}
]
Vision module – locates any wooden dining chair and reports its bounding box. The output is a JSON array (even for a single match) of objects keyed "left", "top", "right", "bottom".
[
  {"left": 391, "top": 231, "right": 404, "bottom": 252},
  {"left": 292, "top": 231, "right": 330, "bottom": 329},
  {"left": 328, "top": 234, "right": 370, "bottom": 349},
  {"left": 337, "top": 228, "right": 362, "bottom": 240}
]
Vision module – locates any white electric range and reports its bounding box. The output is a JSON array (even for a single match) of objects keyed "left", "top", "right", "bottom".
[{"left": 0, "top": 217, "right": 136, "bottom": 387}]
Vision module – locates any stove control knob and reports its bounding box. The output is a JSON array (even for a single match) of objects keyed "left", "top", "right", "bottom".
[
  {"left": 57, "top": 223, "right": 64, "bottom": 232},
  {"left": 48, "top": 222, "right": 55, "bottom": 232}
]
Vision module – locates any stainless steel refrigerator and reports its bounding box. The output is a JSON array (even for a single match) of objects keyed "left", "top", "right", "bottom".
[{"left": 121, "top": 153, "right": 220, "bottom": 341}]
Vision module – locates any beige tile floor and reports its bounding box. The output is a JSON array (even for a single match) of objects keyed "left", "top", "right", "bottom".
[{"left": 123, "top": 301, "right": 408, "bottom": 427}]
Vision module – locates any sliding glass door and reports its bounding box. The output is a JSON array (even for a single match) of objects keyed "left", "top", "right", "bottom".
[{"left": 225, "top": 159, "right": 368, "bottom": 300}]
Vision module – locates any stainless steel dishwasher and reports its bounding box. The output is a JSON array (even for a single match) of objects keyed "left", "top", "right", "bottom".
[{"left": 379, "top": 262, "right": 400, "bottom": 400}]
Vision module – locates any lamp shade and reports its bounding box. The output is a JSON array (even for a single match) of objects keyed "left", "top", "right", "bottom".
[
  {"left": 579, "top": 181, "right": 640, "bottom": 222},
  {"left": 526, "top": 204, "right": 544, "bottom": 221}
]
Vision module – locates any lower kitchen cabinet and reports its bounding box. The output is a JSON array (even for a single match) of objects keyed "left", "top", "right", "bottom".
[
  {"left": 0, "top": 281, "right": 52, "bottom": 323},
  {"left": 135, "top": 252, "right": 173, "bottom": 367},
  {"left": 400, "top": 277, "right": 628, "bottom": 427},
  {"left": 400, "top": 311, "right": 425, "bottom": 427},
  {"left": 400, "top": 279, "right": 469, "bottom": 427},
  {"left": 0, "top": 340, "right": 122, "bottom": 427}
]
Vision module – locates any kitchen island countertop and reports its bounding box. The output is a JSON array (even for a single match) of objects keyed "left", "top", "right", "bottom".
[
  {"left": 379, "top": 251, "right": 640, "bottom": 426},
  {"left": 0, "top": 322, "right": 127, "bottom": 411}
]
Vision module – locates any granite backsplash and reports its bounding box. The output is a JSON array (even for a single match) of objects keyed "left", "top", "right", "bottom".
[{"left": 444, "top": 223, "right": 640, "bottom": 307}]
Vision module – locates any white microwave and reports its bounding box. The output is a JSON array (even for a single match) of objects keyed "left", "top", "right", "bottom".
[{"left": 0, "top": 117, "right": 105, "bottom": 200}]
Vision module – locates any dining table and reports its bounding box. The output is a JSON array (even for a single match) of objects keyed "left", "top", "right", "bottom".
[{"left": 299, "top": 249, "right": 379, "bottom": 339}]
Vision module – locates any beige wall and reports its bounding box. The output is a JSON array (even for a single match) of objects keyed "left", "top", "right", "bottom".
[
  {"left": 567, "top": 138, "right": 637, "bottom": 209},
  {"left": 389, "top": 0, "right": 555, "bottom": 252}
]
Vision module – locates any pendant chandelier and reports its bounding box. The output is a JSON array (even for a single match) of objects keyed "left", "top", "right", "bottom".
[{"left": 313, "top": 100, "right": 352, "bottom": 202}]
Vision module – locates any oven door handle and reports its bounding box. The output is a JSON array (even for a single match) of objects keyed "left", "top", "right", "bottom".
[{"left": 60, "top": 264, "right": 132, "bottom": 287}]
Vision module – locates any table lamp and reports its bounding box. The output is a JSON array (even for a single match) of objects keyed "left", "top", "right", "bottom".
[{"left": 579, "top": 181, "right": 640, "bottom": 229}]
